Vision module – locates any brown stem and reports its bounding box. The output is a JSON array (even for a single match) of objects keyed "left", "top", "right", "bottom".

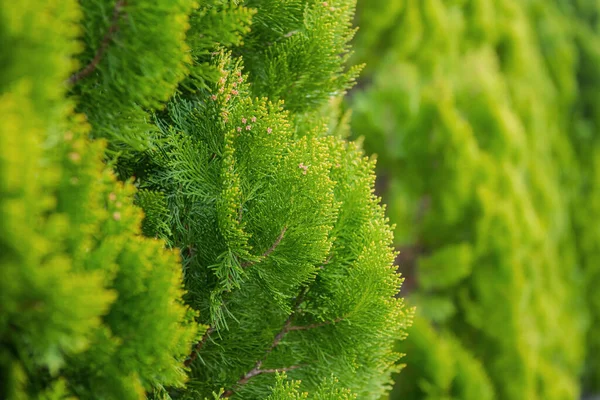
[
  {"left": 262, "top": 226, "right": 287, "bottom": 259},
  {"left": 184, "top": 326, "right": 215, "bottom": 367},
  {"left": 68, "top": 0, "right": 126, "bottom": 85},
  {"left": 186, "top": 244, "right": 196, "bottom": 258},
  {"left": 241, "top": 227, "right": 287, "bottom": 268}
]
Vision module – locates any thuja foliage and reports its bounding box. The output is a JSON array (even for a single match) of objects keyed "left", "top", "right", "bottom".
[
  {"left": 72, "top": 0, "right": 196, "bottom": 151},
  {"left": 351, "top": 0, "right": 600, "bottom": 399},
  {"left": 2, "top": 0, "right": 410, "bottom": 399},
  {"left": 127, "top": 53, "right": 408, "bottom": 399},
  {"left": 0, "top": 2, "right": 197, "bottom": 399}
]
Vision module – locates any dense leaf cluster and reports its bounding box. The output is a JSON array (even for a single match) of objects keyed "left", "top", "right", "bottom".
[
  {"left": 1, "top": 0, "right": 410, "bottom": 399},
  {"left": 0, "top": 2, "right": 196, "bottom": 399}
]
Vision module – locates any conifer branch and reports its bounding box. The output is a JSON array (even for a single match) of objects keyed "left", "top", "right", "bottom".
[
  {"left": 261, "top": 226, "right": 288, "bottom": 259},
  {"left": 185, "top": 228, "right": 289, "bottom": 367},
  {"left": 68, "top": 0, "right": 126, "bottom": 85},
  {"left": 241, "top": 226, "right": 287, "bottom": 268},
  {"left": 184, "top": 326, "right": 215, "bottom": 367},
  {"left": 220, "top": 285, "right": 344, "bottom": 397}
]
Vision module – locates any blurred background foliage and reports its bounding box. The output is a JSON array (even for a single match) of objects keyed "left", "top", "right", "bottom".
[{"left": 349, "top": 1, "right": 600, "bottom": 399}]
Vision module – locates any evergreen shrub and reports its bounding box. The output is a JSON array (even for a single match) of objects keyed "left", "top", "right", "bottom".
[
  {"left": 0, "top": 3, "right": 196, "bottom": 399},
  {"left": 1, "top": 0, "right": 411, "bottom": 398}
]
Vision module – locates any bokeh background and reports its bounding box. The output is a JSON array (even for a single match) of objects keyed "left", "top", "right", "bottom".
[{"left": 347, "top": 1, "right": 600, "bottom": 399}]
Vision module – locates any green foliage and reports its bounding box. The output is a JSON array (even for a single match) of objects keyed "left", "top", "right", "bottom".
[
  {"left": 72, "top": 0, "right": 196, "bottom": 151},
  {"left": 185, "top": 1, "right": 255, "bottom": 90},
  {"left": 239, "top": 0, "right": 361, "bottom": 114},
  {"left": 126, "top": 53, "right": 409, "bottom": 399},
  {"left": 3, "top": 0, "right": 410, "bottom": 399},
  {"left": 389, "top": 317, "right": 495, "bottom": 400},
  {"left": 72, "top": 0, "right": 408, "bottom": 396},
  {"left": 564, "top": 2, "right": 600, "bottom": 391},
  {"left": 0, "top": 1, "right": 196, "bottom": 398},
  {"left": 351, "top": 0, "right": 600, "bottom": 399}
]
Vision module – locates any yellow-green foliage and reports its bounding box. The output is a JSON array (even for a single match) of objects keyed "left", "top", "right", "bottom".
[
  {"left": 351, "top": 0, "right": 600, "bottom": 398},
  {"left": 0, "top": 2, "right": 196, "bottom": 399},
  {"left": 264, "top": 373, "right": 357, "bottom": 400},
  {"left": 389, "top": 317, "right": 495, "bottom": 400}
]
